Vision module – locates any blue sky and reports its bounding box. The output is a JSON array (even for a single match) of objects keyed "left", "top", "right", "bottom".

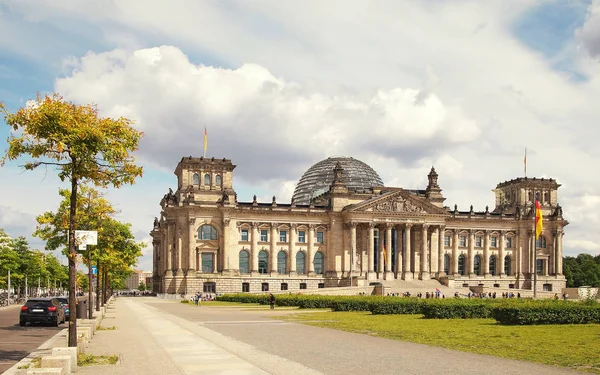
[{"left": 1, "top": 0, "right": 600, "bottom": 271}]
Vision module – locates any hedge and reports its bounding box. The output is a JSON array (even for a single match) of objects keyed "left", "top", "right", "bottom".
[
  {"left": 368, "top": 298, "right": 424, "bottom": 315},
  {"left": 421, "top": 299, "right": 495, "bottom": 319},
  {"left": 492, "top": 301, "right": 600, "bottom": 325}
]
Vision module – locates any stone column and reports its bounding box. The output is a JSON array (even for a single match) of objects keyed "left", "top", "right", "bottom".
[
  {"left": 367, "top": 223, "right": 375, "bottom": 276},
  {"left": 431, "top": 226, "right": 439, "bottom": 276},
  {"left": 385, "top": 224, "right": 393, "bottom": 279},
  {"left": 378, "top": 225, "right": 385, "bottom": 274},
  {"left": 483, "top": 230, "right": 490, "bottom": 276},
  {"left": 452, "top": 229, "right": 459, "bottom": 275},
  {"left": 188, "top": 218, "right": 196, "bottom": 273},
  {"left": 515, "top": 231, "right": 522, "bottom": 277},
  {"left": 403, "top": 224, "right": 413, "bottom": 280},
  {"left": 395, "top": 224, "right": 403, "bottom": 277},
  {"left": 556, "top": 230, "right": 563, "bottom": 275},
  {"left": 308, "top": 224, "right": 315, "bottom": 274},
  {"left": 420, "top": 224, "right": 429, "bottom": 280},
  {"left": 251, "top": 222, "right": 259, "bottom": 274},
  {"left": 166, "top": 223, "right": 173, "bottom": 276},
  {"left": 176, "top": 224, "right": 183, "bottom": 275},
  {"left": 223, "top": 218, "right": 231, "bottom": 272},
  {"left": 152, "top": 240, "right": 159, "bottom": 277},
  {"left": 350, "top": 223, "right": 357, "bottom": 276},
  {"left": 437, "top": 226, "right": 444, "bottom": 277},
  {"left": 468, "top": 230, "right": 475, "bottom": 276},
  {"left": 499, "top": 231, "right": 506, "bottom": 276},
  {"left": 270, "top": 224, "right": 278, "bottom": 274},
  {"left": 290, "top": 224, "right": 297, "bottom": 274}
]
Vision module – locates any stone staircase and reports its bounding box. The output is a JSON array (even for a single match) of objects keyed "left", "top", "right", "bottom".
[{"left": 380, "top": 279, "right": 471, "bottom": 297}]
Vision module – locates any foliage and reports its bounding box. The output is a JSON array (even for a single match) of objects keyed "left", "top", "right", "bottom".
[
  {"left": 492, "top": 300, "right": 600, "bottom": 325},
  {"left": 0, "top": 229, "right": 19, "bottom": 287},
  {"left": 367, "top": 297, "right": 425, "bottom": 315},
  {"left": 137, "top": 281, "right": 146, "bottom": 291},
  {"left": 279, "top": 312, "right": 600, "bottom": 372},
  {"left": 420, "top": 298, "right": 497, "bottom": 319},
  {"left": 77, "top": 271, "right": 89, "bottom": 291},
  {"left": 78, "top": 353, "right": 119, "bottom": 366},
  {"left": 563, "top": 254, "right": 600, "bottom": 287}
]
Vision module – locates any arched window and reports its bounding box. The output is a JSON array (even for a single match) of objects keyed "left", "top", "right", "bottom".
[
  {"left": 314, "top": 252, "right": 324, "bottom": 275},
  {"left": 474, "top": 255, "right": 481, "bottom": 275},
  {"left": 258, "top": 250, "right": 268, "bottom": 274},
  {"left": 204, "top": 173, "right": 211, "bottom": 185},
  {"left": 215, "top": 175, "right": 222, "bottom": 186},
  {"left": 277, "top": 251, "right": 287, "bottom": 274},
  {"left": 489, "top": 255, "right": 497, "bottom": 276},
  {"left": 458, "top": 254, "right": 465, "bottom": 275},
  {"left": 528, "top": 191, "right": 533, "bottom": 202},
  {"left": 504, "top": 255, "right": 511, "bottom": 275},
  {"left": 544, "top": 192, "right": 549, "bottom": 203},
  {"left": 192, "top": 173, "right": 200, "bottom": 185},
  {"left": 535, "top": 192, "right": 540, "bottom": 201},
  {"left": 198, "top": 225, "right": 217, "bottom": 240},
  {"left": 444, "top": 254, "right": 450, "bottom": 274},
  {"left": 536, "top": 236, "right": 547, "bottom": 248},
  {"left": 239, "top": 250, "right": 250, "bottom": 274},
  {"left": 296, "top": 252, "right": 306, "bottom": 274}
]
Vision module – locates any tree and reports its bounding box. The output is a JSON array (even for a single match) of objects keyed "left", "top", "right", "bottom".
[
  {"left": 1, "top": 94, "right": 143, "bottom": 347},
  {"left": 563, "top": 254, "right": 600, "bottom": 287},
  {"left": 138, "top": 281, "right": 146, "bottom": 292},
  {"left": 0, "top": 229, "right": 18, "bottom": 290}
]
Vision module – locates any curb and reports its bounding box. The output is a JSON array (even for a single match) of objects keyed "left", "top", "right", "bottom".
[{"left": 2, "top": 328, "right": 68, "bottom": 375}]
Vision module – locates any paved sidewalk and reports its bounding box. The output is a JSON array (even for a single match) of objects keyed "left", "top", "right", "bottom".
[{"left": 78, "top": 298, "right": 281, "bottom": 375}]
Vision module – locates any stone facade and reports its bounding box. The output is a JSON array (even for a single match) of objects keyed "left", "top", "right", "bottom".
[{"left": 151, "top": 156, "right": 568, "bottom": 296}]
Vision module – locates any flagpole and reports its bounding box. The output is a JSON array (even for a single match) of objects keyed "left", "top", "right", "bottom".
[
  {"left": 533, "top": 201, "right": 537, "bottom": 298},
  {"left": 524, "top": 147, "right": 527, "bottom": 177}
]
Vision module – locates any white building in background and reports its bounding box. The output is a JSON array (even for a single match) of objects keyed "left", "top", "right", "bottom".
[{"left": 125, "top": 270, "right": 152, "bottom": 290}]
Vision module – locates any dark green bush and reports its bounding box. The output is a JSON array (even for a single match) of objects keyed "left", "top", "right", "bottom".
[
  {"left": 421, "top": 299, "right": 493, "bottom": 319},
  {"left": 368, "top": 298, "right": 424, "bottom": 315},
  {"left": 492, "top": 300, "right": 600, "bottom": 325}
]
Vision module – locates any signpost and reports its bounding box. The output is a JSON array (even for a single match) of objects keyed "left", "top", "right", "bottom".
[{"left": 75, "top": 230, "right": 97, "bottom": 320}]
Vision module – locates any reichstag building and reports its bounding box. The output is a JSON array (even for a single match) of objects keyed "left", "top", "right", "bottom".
[{"left": 151, "top": 155, "right": 567, "bottom": 295}]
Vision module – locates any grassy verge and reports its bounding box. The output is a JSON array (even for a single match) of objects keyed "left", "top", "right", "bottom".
[
  {"left": 78, "top": 354, "right": 119, "bottom": 366},
  {"left": 280, "top": 311, "right": 600, "bottom": 373},
  {"left": 97, "top": 325, "right": 116, "bottom": 330}
]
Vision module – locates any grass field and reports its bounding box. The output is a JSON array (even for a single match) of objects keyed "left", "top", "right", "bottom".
[{"left": 278, "top": 311, "right": 600, "bottom": 373}]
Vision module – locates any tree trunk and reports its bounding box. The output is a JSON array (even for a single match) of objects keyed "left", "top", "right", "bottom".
[
  {"left": 95, "top": 259, "right": 100, "bottom": 312},
  {"left": 88, "top": 248, "right": 93, "bottom": 319},
  {"left": 102, "top": 268, "right": 107, "bottom": 306},
  {"left": 68, "top": 175, "right": 78, "bottom": 347}
]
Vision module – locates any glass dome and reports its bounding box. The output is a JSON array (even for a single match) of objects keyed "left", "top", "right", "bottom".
[{"left": 292, "top": 156, "right": 384, "bottom": 205}]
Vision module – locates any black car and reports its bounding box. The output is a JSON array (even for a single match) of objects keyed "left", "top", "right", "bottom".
[
  {"left": 55, "top": 297, "right": 70, "bottom": 319},
  {"left": 20, "top": 298, "right": 65, "bottom": 327}
]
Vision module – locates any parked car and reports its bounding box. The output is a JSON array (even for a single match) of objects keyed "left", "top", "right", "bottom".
[
  {"left": 20, "top": 298, "right": 65, "bottom": 327},
  {"left": 55, "top": 296, "right": 70, "bottom": 319}
]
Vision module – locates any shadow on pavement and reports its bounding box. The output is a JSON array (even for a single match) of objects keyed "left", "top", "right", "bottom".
[{"left": 0, "top": 349, "right": 30, "bottom": 361}]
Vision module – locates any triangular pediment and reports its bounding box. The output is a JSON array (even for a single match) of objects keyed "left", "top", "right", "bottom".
[{"left": 345, "top": 189, "right": 447, "bottom": 215}]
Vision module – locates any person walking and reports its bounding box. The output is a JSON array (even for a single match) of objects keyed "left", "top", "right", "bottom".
[{"left": 269, "top": 293, "right": 275, "bottom": 309}]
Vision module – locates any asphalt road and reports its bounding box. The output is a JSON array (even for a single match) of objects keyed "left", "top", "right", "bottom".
[{"left": 0, "top": 305, "right": 65, "bottom": 373}]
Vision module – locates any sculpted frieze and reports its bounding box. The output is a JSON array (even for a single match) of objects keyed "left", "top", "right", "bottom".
[{"left": 373, "top": 196, "right": 425, "bottom": 213}]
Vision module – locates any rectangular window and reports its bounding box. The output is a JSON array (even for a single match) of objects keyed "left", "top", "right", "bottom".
[
  {"left": 444, "top": 235, "right": 451, "bottom": 247},
  {"left": 459, "top": 235, "right": 467, "bottom": 247},
  {"left": 316, "top": 231, "right": 324, "bottom": 243},
  {"left": 241, "top": 229, "right": 249, "bottom": 242},
  {"left": 281, "top": 283, "right": 288, "bottom": 291},
  {"left": 506, "top": 237, "right": 513, "bottom": 249},
  {"left": 299, "top": 283, "right": 307, "bottom": 290},
  {"left": 242, "top": 282, "right": 250, "bottom": 293},
  {"left": 491, "top": 237, "right": 498, "bottom": 248},
  {"left": 279, "top": 230, "right": 287, "bottom": 242},
  {"left": 475, "top": 236, "right": 483, "bottom": 247},
  {"left": 318, "top": 283, "right": 325, "bottom": 289},
  {"left": 201, "top": 253, "right": 213, "bottom": 273},
  {"left": 261, "top": 283, "right": 269, "bottom": 291},
  {"left": 260, "top": 229, "right": 268, "bottom": 242},
  {"left": 298, "top": 231, "right": 306, "bottom": 243}
]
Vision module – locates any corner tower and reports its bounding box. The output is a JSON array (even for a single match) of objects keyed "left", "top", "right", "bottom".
[
  {"left": 174, "top": 156, "right": 236, "bottom": 203},
  {"left": 492, "top": 177, "right": 560, "bottom": 215}
]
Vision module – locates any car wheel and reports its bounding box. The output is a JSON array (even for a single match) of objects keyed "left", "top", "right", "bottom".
[{"left": 19, "top": 320, "right": 26, "bottom": 327}]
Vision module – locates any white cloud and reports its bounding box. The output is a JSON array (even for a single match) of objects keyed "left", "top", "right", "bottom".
[{"left": 578, "top": 0, "right": 600, "bottom": 58}]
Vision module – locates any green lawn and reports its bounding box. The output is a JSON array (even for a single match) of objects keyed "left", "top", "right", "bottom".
[{"left": 279, "top": 311, "right": 600, "bottom": 373}]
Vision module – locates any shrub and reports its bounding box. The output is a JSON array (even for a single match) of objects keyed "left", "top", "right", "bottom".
[
  {"left": 492, "top": 300, "right": 600, "bottom": 325},
  {"left": 368, "top": 298, "right": 424, "bottom": 315},
  {"left": 421, "top": 299, "right": 493, "bottom": 319}
]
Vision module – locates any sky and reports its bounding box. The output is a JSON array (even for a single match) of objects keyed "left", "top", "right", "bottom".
[{"left": 1, "top": 0, "right": 600, "bottom": 272}]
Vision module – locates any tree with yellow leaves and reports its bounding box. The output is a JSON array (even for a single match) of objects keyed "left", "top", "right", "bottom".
[{"left": 1, "top": 94, "right": 143, "bottom": 347}]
